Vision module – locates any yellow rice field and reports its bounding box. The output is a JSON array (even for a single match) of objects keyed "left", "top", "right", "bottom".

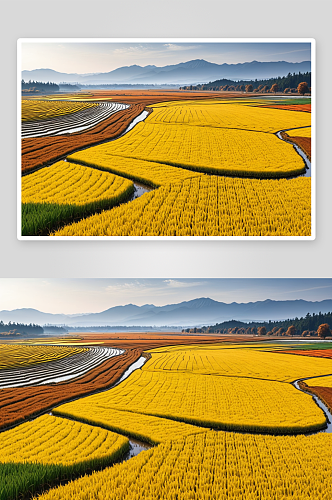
[
  {"left": 0, "top": 414, "right": 128, "bottom": 466},
  {"left": 22, "top": 161, "right": 134, "bottom": 206},
  {"left": 33, "top": 431, "right": 332, "bottom": 500},
  {"left": 148, "top": 102, "right": 311, "bottom": 133},
  {"left": 286, "top": 126, "right": 311, "bottom": 138},
  {"left": 305, "top": 375, "right": 332, "bottom": 387},
  {"left": 53, "top": 176, "right": 311, "bottom": 237},
  {"left": 0, "top": 344, "right": 86, "bottom": 370},
  {"left": 55, "top": 366, "right": 325, "bottom": 433},
  {"left": 21, "top": 100, "right": 97, "bottom": 122},
  {"left": 70, "top": 121, "right": 305, "bottom": 177},
  {"left": 54, "top": 405, "right": 206, "bottom": 445},
  {"left": 143, "top": 345, "right": 332, "bottom": 382}
]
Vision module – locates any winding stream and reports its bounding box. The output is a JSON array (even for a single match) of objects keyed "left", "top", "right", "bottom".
[{"left": 293, "top": 374, "right": 332, "bottom": 433}]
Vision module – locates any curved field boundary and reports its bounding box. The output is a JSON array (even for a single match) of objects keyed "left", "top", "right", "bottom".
[
  {"left": 21, "top": 103, "right": 147, "bottom": 174},
  {"left": 0, "top": 347, "right": 123, "bottom": 389},
  {"left": 22, "top": 102, "right": 129, "bottom": 138},
  {"left": 0, "top": 347, "right": 142, "bottom": 430}
]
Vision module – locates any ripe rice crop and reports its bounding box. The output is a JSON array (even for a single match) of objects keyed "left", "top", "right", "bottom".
[
  {"left": 305, "top": 375, "right": 332, "bottom": 388},
  {"left": 32, "top": 430, "right": 332, "bottom": 500},
  {"left": 143, "top": 346, "right": 332, "bottom": 382},
  {"left": 22, "top": 102, "right": 128, "bottom": 138},
  {"left": 0, "top": 344, "right": 85, "bottom": 370},
  {"left": 67, "top": 153, "right": 203, "bottom": 187},
  {"left": 73, "top": 120, "right": 306, "bottom": 178},
  {"left": 54, "top": 405, "right": 206, "bottom": 445},
  {"left": 0, "top": 414, "right": 127, "bottom": 466},
  {"left": 53, "top": 176, "right": 311, "bottom": 237},
  {"left": 0, "top": 346, "right": 122, "bottom": 389},
  {"left": 57, "top": 368, "right": 325, "bottom": 433},
  {"left": 285, "top": 126, "right": 311, "bottom": 138},
  {"left": 21, "top": 100, "right": 97, "bottom": 122},
  {"left": 0, "top": 347, "right": 142, "bottom": 430},
  {"left": 22, "top": 161, "right": 134, "bottom": 235},
  {"left": 21, "top": 103, "right": 146, "bottom": 174},
  {"left": 0, "top": 414, "right": 128, "bottom": 500},
  {"left": 148, "top": 102, "right": 311, "bottom": 133}
]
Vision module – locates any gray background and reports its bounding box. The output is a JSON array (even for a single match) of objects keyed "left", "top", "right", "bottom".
[{"left": 2, "top": 0, "right": 331, "bottom": 278}]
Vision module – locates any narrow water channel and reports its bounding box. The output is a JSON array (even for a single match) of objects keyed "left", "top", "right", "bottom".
[
  {"left": 276, "top": 127, "right": 311, "bottom": 177},
  {"left": 293, "top": 375, "right": 332, "bottom": 433}
]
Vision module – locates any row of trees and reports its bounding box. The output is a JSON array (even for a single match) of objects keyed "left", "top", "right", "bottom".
[
  {"left": 181, "top": 82, "right": 309, "bottom": 95},
  {"left": 21, "top": 80, "right": 59, "bottom": 92},
  {"left": 183, "top": 312, "right": 332, "bottom": 338},
  {"left": 0, "top": 321, "right": 44, "bottom": 336},
  {"left": 180, "top": 71, "right": 311, "bottom": 93}
]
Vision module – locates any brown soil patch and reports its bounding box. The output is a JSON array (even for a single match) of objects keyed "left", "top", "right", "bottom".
[
  {"left": 299, "top": 382, "right": 332, "bottom": 414},
  {"left": 21, "top": 104, "right": 146, "bottom": 175},
  {"left": 281, "top": 133, "right": 311, "bottom": 161}
]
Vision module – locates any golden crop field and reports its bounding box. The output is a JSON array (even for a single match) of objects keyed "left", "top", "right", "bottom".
[
  {"left": 55, "top": 366, "right": 325, "bottom": 433},
  {"left": 0, "top": 344, "right": 86, "bottom": 370},
  {"left": 148, "top": 102, "right": 311, "bottom": 133},
  {"left": 67, "top": 153, "right": 203, "bottom": 187},
  {"left": 22, "top": 95, "right": 312, "bottom": 237},
  {"left": 54, "top": 404, "right": 206, "bottom": 445},
  {"left": 306, "top": 375, "right": 332, "bottom": 387},
  {"left": 33, "top": 431, "right": 332, "bottom": 500},
  {"left": 286, "top": 126, "right": 311, "bottom": 138},
  {"left": 70, "top": 121, "right": 305, "bottom": 177},
  {"left": 53, "top": 176, "right": 311, "bottom": 237},
  {"left": 0, "top": 414, "right": 128, "bottom": 466},
  {"left": 143, "top": 345, "right": 332, "bottom": 382},
  {"left": 22, "top": 100, "right": 98, "bottom": 122},
  {"left": 22, "top": 161, "right": 134, "bottom": 206}
]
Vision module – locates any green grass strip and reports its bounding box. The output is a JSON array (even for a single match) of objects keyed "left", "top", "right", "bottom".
[
  {"left": 0, "top": 440, "right": 129, "bottom": 500},
  {"left": 22, "top": 183, "right": 134, "bottom": 236}
]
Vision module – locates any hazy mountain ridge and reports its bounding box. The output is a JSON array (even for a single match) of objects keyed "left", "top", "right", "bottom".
[
  {"left": 22, "top": 59, "right": 311, "bottom": 86},
  {"left": 1, "top": 298, "right": 331, "bottom": 327}
]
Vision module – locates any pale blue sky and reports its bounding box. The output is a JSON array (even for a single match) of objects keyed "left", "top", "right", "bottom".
[
  {"left": 0, "top": 279, "right": 330, "bottom": 314},
  {"left": 21, "top": 42, "right": 311, "bottom": 74}
]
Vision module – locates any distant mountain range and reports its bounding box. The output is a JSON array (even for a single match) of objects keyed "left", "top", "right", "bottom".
[
  {"left": 22, "top": 59, "right": 311, "bottom": 86},
  {"left": 1, "top": 298, "right": 331, "bottom": 328}
]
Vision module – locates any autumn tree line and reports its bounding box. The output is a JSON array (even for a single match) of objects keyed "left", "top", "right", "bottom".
[
  {"left": 183, "top": 311, "right": 332, "bottom": 339},
  {"left": 180, "top": 72, "right": 311, "bottom": 95},
  {"left": 0, "top": 321, "right": 44, "bottom": 336},
  {"left": 21, "top": 80, "right": 59, "bottom": 93}
]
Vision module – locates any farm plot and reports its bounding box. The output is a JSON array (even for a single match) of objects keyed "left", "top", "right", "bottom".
[
  {"left": 33, "top": 430, "right": 332, "bottom": 500},
  {"left": 21, "top": 99, "right": 98, "bottom": 122},
  {"left": 0, "top": 414, "right": 128, "bottom": 500},
  {"left": 147, "top": 101, "right": 311, "bottom": 133},
  {"left": 55, "top": 404, "right": 206, "bottom": 445},
  {"left": 22, "top": 102, "right": 129, "bottom": 138},
  {"left": 22, "top": 161, "right": 134, "bottom": 235},
  {"left": 71, "top": 120, "right": 306, "bottom": 178},
  {"left": 286, "top": 126, "right": 311, "bottom": 137},
  {"left": 0, "top": 347, "right": 142, "bottom": 430},
  {"left": 143, "top": 345, "right": 332, "bottom": 382},
  {"left": 0, "top": 346, "right": 123, "bottom": 388},
  {"left": 56, "top": 364, "right": 325, "bottom": 433},
  {"left": 0, "top": 344, "right": 86, "bottom": 370},
  {"left": 54, "top": 175, "right": 311, "bottom": 237},
  {"left": 21, "top": 103, "right": 146, "bottom": 174}
]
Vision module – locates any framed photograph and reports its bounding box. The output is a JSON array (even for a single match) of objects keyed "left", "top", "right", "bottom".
[
  {"left": 1, "top": 277, "right": 332, "bottom": 499},
  {"left": 18, "top": 38, "right": 315, "bottom": 239}
]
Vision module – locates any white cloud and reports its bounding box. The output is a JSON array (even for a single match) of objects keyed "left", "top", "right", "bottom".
[{"left": 163, "top": 279, "right": 202, "bottom": 289}]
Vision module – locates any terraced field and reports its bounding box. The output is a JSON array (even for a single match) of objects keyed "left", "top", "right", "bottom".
[
  {"left": 20, "top": 92, "right": 312, "bottom": 237},
  {"left": 22, "top": 102, "right": 128, "bottom": 138},
  {"left": 0, "top": 346, "right": 123, "bottom": 388}
]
